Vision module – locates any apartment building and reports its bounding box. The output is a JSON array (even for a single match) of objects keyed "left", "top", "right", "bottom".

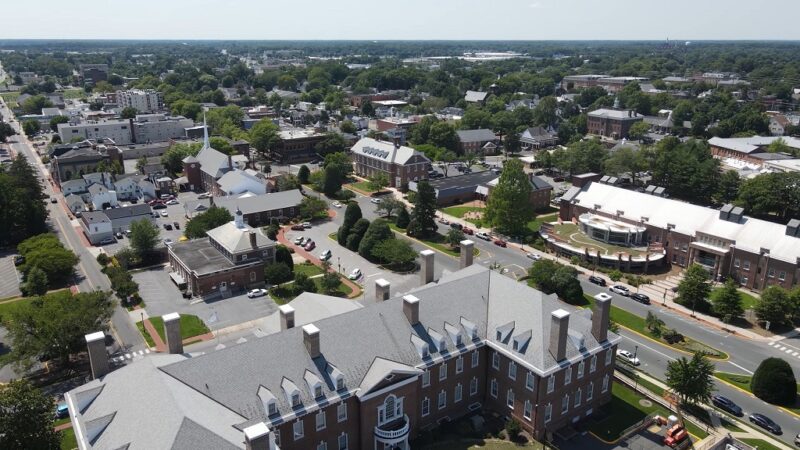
[
  {"left": 351, "top": 137, "right": 431, "bottom": 188},
  {"left": 66, "top": 257, "right": 619, "bottom": 450},
  {"left": 559, "top": 181, "right": 800, "bottom": 290},
  {"left": 79, "top": 64, "right": 109, "bottom": 83},
  {"left": 116, "top": 89, "right": 164, "bottom": 113}
]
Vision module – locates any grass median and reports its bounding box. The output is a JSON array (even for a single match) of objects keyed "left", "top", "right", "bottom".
[
  {"left": 136, "top": 314, "right": 210, "bottom": 347},
  {"left": 584, "top": 294, "right": 728, "bottom": 360},
  {"left": 715, "top": 372, "right": 800, "bottom": 415},
  {"left": 388, "top": 223, "right": 479, "bottom": 258}
]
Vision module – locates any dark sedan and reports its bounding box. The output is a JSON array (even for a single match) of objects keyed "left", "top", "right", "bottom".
[
  {"left": 749, "top": 413, "right": 782, "bottom": 434},
  {"left": 588, "top": 275, "right": 606, "bottom": 286},
  {"left": 711, "top": 395, "right": 742, "bottom": 416},
  {"left": 631, "top": 293, "right": 651, "bottom": 305}
]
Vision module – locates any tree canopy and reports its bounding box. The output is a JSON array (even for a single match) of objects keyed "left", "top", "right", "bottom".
[
  {"left": 0, "top": 380, "right": 62, "bottom": 450},
  {"left": 484, "top": 158, "right": 533, "bottom": 236},
  {"left": 407, "top": 181, "right": 437, "bottom": 238},
  {"left": 751, "top": 357, "right": 797, "bottom": 406},
  {"left": 666, "top": 353, "right": 715, "bottom": 406},
  {"left": 17, "top": 233, "right": 78, "bottom": 287},
  {"left": 184, "top": 206, "right": 233, "bottom": 239}
]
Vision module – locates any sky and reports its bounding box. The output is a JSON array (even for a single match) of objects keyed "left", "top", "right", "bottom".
[{"left": 2, "top": 0, "right": 800, "bottom": 41}]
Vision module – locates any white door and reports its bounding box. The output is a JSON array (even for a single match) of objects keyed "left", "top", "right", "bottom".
[{"left": 220, "top": 281, "right": 227, "bottom": 292}]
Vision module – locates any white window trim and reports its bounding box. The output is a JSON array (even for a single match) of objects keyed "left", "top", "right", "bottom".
[
  {"left": 588, "top": 382, "right": 594, "bottom": 401},
  {"left": 422, "top": 370, "right": 430, "bottom": 387},
  {"left": 523, "top": 400, "right": 532, "bottom": 420},
  {"left": 547, "top": 375, "right": 555, "bottom": 393},
  {"left": 590, "top": 355, "right": 597, "bottom": 373},
  {"left": 293, "top": 420, "right": 304, "bottom": 441},
  {"left": 471, "top": 350, "right": 479, "bottom": 368},
  {"left": 456, "top": 356, "right": 464, "bottom": 374},
  {"left": 337, "top": 403, "right": 347, "bottom": 422},
  {"left": 470, "top": 377, "right": 478, "bottom": 396},
  {"left": 602, "top": 374, "right": 609, "bottom": 393},
  {"left": 422, "top": 397, "right": 430, "bottom": 417},
  {"left": 316, "top": 410, "right": 326, "bottom": 431},
  {"left": 337, "top": 432, "right": 348, "bottom": 450},
  {"left": 564, "top": 366, "right": 572, "bottom": 385},
  {"left": 544, "top": 403, "right": 552, "bottom": 423},
  {"left": 561, "top": 394, "right": 569, "bottom": 414},
  {"left": 526, "top": 372, "right": 535, "bottom": 391},
  {"left": 455, "top": 383, "right": 463, "bottom": 403},
  {"left": 439, "top": 363, "right": 447, "bottom": 381},
  {"left": 508, "top": 361, "right": 517, "bottom": 380},
  {"left": 577, "top": 361, "right": 585, "bottom": 378},
  {"left": 492, "top": 352, "right": 500, "bottom": 369},
  {"left": 491, "top": 378, "right": 498, "bottom": 398},
  {"left": 506, "top": 388, "right": 515, "bottom": 410},
  {"left": 438, "top": 390, "right": 447, "bottom": 410},
  {"left": 575, "top": 388, "right": 582, "bottom": 407}
]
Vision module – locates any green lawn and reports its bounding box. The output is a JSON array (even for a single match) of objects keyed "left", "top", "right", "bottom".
[
  {"left": 715, "top": 372, "right": 800, "bottom": 415},
  {"left": 583, "top": 294, "right": 728, "bottom": 359},
  {"left": 720, "top": 418, "right": 743, "bottom": 432},
  {"left": 270, "top": 274, "right": 354, "bottom": 304},
  {"left": 294, "top": 262, "right": 325, "bottom": 278},
  {"left": 0, "top": 297, "right": 35, "bottom": 325},
  {"left": 710, "top": 286, "right": 759, "bottom": 310},
  {"left": 136, "top": 314, "right": 210, "bottom": 348},
  {"left": 527, "top": 213, "right": 559, "bottom": 234},
  {"left": 348, "top": 181, "right": 376, "bottom": 193},
  {"left": 388, "top": 223, "right": 479, "bottom": 258},
  {"left": 61, "top": 88, "right": 84, "bottom": 100},
  {"left": 60, "top": 426, "right": 77, "bottom": 450},
  {"left": 1, "top": 92, "right": 19, "bottom": 107},
  {"left": 741, "top": 439, "right": 784, "bottom": 450},
  {"left": 551, "top": 222, "right": 647, "bottom": 256},
  {"left": 590, "top": 383, "right": 707, "bottom": 442},
  {"left": 54, "top": 417, "right": 71, "bottom": 427},
  {"left": 441, "top": 206, "right": 484, "bottom": 219}
]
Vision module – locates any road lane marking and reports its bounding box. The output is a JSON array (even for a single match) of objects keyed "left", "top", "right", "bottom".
[
  {"left": 768, "top": 342, "right": 776, "bottom": 347},
  {"left": 728, "top": 361, "right": 754, "bottom": 375},
  {"left": 620, "top": 334, "right": 677, "bottom": 362}
]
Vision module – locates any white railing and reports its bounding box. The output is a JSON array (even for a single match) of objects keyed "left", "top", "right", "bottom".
[{"left": 374, "top": 414, "right": 410, "bottom": 440}]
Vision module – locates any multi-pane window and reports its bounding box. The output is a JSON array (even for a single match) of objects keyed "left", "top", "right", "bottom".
[
  {"left": 590, "top": 354, "right": 597, "bottom": 373},
  {"left": 491, "top": 378, "right": 498, "bottom": 398},
  {"left": 337, "top": 403, "right": 347, "bottom": 422},
  {"left": 438, "top": 390, "right": 447, "bottom": 410},
  {"left": 779, "top": 271, "right": 786, "bottom": 281},
  {"left": 471, "top": 350, "right": 479, "bottom": 368},
  {"left": 422, "top": 370, "right": 430, "bottom": 387},
  {"left": 492, "top": 352, "right": 500, "bottom": 369},
  {"left": 316, "top": 410, "right": 326, "bottom": 431},
  {"left": 544, "top": 403, "right": 552, "bottom": 423},
  {"left": 455, "top": 383, "right": 463, "bottom": 403},
  {"left": 605, "top": 349, "right": 613, "bottom": 366},
  {"left": 577, "top": 361, "right": 585, "bottom": 378},
  {"left": 547, "top": 375, "right": 555, "bottom": 393},
  {"left": 507, "top": 389, "right": 515, "bottom": 409},
  {"left": 293, "top": 420, "right": 304, "bottom": 441},
  {"left": 338, "top": 433, "right": 348, "bottom": 450},
  {"left": 317, "top": 442, "right": 327, "bottom": 450},
  {"left": 422, "top": 397, "right": 430, "bottom": 416},
  {"left": 523, "top": 400, "right": 532, "bottom": 420},
  {"left": 602, "top": 374, "right": 609, "bottom": 393},
  {"left": 456, "top": 356, "right": 464, "bottom": 374},
  {"left": 508, "top": 361, "right": 517, "bottom": 380},
  {"left": 470, "top": 377, "right": 478, "bottom": 396},
  {"left": 439, "top": 363, "right": 447, "bottom": 381},
  {"left": 587, "top": 382, "right": 594, "bottom": 401},
  {"left": 561, "top": 395, "right": 569, "bottom": 414},
  {"left": 525, "top": 372, "right": 535, "bottom": 391},
  {"left": 575, "top": 388, "right": 582, "bottom": 407},
  {"left": 564, "top": 366, "right": 572, "bottom": 385}
]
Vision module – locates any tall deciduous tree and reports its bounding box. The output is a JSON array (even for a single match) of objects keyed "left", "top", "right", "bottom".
[
  {"left": 249, "top": 119, "right": 280, "bottom": 154},
  {"left": 711, "top": 279, "right": 743, "bottom": 323},
  {"left": 4, "top": 290, "right": 113, "bottom": 369},
  {"left": 666, "top": 353, "right": 714, "bottom": 406},
  {"left": 17, "top": 233, "right": 78, "bottom": 287},
  {"left": 407, "top": 181, "right": 437, "bottom": 238},
  {"left": 0, "top": 380, "right": 61, "bottom": 450},
  {"left": 22, "top": 267, "right": 48, "bottom": 297},
  {"left": 129, "top": 218, "right": 160, "bottom": 256},
  {"left": 184, "top": 206, "right": 233, "bottom": 239},
  {"left": 484, "top": 158, "right": 532, "bottom": 236},
  {"left": 161, "top": 142, "right": 202, "bottom": 176},
  {"left": 755, "top": 286, "right": 793, "bottom": 327}
]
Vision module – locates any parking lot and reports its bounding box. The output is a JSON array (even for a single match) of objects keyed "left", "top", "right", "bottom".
[
  {"left": 556, "top": 427, "right": 676, "bottom": 450},
  {"left": 97, "top": 191, "right": 203, "bottom": 254},
  {"left": 0, "top": 252, "right": 22, "bottom": 300},
  {"left": 132, "top": 266, "right": 278, "bottom": 331}
]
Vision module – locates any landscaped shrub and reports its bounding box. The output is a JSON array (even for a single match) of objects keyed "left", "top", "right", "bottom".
[
  {"left": 96, "top": 253, "right": 110, "bottom": 266},
  {"left": 264, "top": 263, "right": 293, "bottom": 284},
  {"left": 608, "top": 269, "right": 623, "bottom": 282},
  {"left": 751, "top": 357, "right": 797, "bottom": 406}
]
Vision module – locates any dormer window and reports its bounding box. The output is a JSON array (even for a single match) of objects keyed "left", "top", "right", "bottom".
[
  {"left": 292, "top": 393, "right": 301, "bottom": 407},
  {"left": 268, "top": 401, "right": 278, "bottom": 416},
  {"left": 336, "top": 377, "right": 345, "bottom": 391},
  {"left": 315, "top": 385, "right": 323, "bottom": 398}
]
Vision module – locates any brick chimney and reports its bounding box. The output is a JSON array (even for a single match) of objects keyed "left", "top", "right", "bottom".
[
  {"left": 279, "top": 304, "right": 295, "bottom": 330},
  {"left": 375, "top": 278, "right": 391, "bottom": 301},
  {"left": 549, "top": 309, "right": 570, "bottom": 362},
  {"left": 420, "top": 250, "right": 435, "bottom": 285},
  {"left": 592, "top": 294, "right": 611, "bottom": 343},
  {"left": 228, "top": 153, "right": 234, "bottom": 170},
  {"left": 303, "top": 324, "right": 320, "bottom": 358},
  {"left": 249, "top": 230, "right": 257, "bottom": 248},
  {"left": 403, "top": 295, "right": 420, "bottom": 325},
  {"left": 85, "top": 331, "right": 109, "bottom": 379},
  {"left": 162, "top": 312, "right": 183, "bottom": 354}
]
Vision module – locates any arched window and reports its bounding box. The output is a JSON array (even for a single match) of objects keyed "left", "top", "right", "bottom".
[{"left": 378, "top": 394, "right": 402, "bottom": 425}]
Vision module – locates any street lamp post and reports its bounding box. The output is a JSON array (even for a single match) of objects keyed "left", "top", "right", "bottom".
[
  {"left": 337, "top": 257, "right": 341, "bottom": 274},
  {"left": 633, "top": 345, "right": 639, "bottom": 392}
]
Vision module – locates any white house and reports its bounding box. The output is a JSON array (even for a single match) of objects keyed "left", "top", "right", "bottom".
[
  {"left": 114, "top": 176, "right": 157, "bottom": 201},
  {"left": 88, "top": 183, "right": 118, "bottom": 210},
  {"left": 80, "top": 211, "right": 114, "bottom": 244}
]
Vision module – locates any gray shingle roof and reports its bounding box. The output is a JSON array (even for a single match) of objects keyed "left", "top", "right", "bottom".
[
  {"left": 456, "top": 129, "right": 497, "bottom": 143},
  {"left": 196, "top": 146, "right": 232, "bottom": 179}
]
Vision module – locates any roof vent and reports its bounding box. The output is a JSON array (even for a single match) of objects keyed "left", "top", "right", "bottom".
[{"left": 787, "top": 219, "right": 800, "bottom": 237}]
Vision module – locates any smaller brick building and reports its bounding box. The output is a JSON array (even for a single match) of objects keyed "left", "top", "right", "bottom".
[
  {"left": 351, "top": 138, "right": 431, "bottom": 188},
  {"left": 587, "top": 109, "right": 643, "bottom": 139},
  {"left": 168, "top": 208, "right": 276, "bottom": 297}
]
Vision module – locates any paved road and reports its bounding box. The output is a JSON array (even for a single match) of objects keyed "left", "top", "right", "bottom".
[{"left": 0, "top": 96, "right": 146, "bottom": 353}]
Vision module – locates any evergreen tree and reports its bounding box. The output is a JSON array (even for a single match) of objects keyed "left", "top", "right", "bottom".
[
  {"left": 275, "top": 245, "right": 294, "bottom": 273},
  {"left": 395, "top": 206, "right": 410, "bottom": 229},
  {"left": 676, "top": 264, "right": 712, "bottom": 313},
  {"left": 346, "top": 218, "right": 371, "bottom": 251},
  {"left": 129, "top": 219, "right": 160, "bottom": 257},
  {"left": 407, "top": 181, "right": 437, "bottom": 238},
  {"left": 297, "top": 165, "right": 310, "bottom": 184},
  {"left": 751, "top": 358, "right": 797, "bottom": 406},
  {"left": 358, "top": 219, "right": 393, "bottom": 259},
  {"left": 484, "top": 158, "right": 533, "bottom": 236},
  {"left": 338, "top": 203, "right": 362, "bottom": 245},
  {"left": 666, "top": 353, "right": 715, "bottom": 406},
  {"left": 711, "top": 279, "right": 744, "bottom": 323}
]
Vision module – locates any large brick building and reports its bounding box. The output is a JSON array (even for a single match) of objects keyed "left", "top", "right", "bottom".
[
  {"left": 351, "top": 137, "right": 431, "bottom": 188},
  {"left": 708, "top": 136, "right": 800, "bottom": 166},
  {"left": 167, "top": 208, "right": 276, "bottom": 297},
  {"left": 558, "top": 181, "right": 800, "bottom": 290},
  {"left": 586, "top": 109, "right": 643, "bottom": 139},
  {"left": 66, "top": 258, "right": 619, "bottom": 450}
]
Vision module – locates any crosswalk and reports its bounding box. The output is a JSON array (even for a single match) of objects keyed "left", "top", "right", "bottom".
[
  {"left": 767, "top": 341, "right": 800, "bottom": 358},
  {"left": 111, "top": 348, "right": 151, "bottom": 362}
]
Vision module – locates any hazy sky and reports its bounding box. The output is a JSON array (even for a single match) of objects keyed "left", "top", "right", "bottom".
[{"left": 2, "top": 0, "right": 799, "bottom": 41}]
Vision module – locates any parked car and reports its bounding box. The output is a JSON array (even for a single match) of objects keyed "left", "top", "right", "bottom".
[
  {"left": 247, "top": 288, "right": 268, "bottom": 298},
  {"left": 332, "top": 201, "right": 343, "bottom": 208},
  {"left": 450, "top": 222, "right": 463, "bottom": 230},
  {"left": 163, "top": 223, "right": 173, "bottom": 230},
  {"left": 114, "top": 231, "right": 124, "bottom": 239},
  {"left": 370, "top": 198, "right": 382, "bottom": 204},
  {"left": 493, "top": 239, "right": 507, "bottom": 248},
  {"left": 165, "top": 199, "right": 179, "bottom": 205},
  {"left": 294, "top": 236, "right": 305, "bottom": 245},
  {"left": 631, "top": 293, "right": 651, "bottom": 304},
  {"left": 749, "top": 413, "right": 782, "bottom": 434},
  {"left": 302, "top": 222, "right": 311, "bottom": 229},
  {"left": 291, "top": 224, "right": 305, "bottom": 231},
  {"left": 304, "top": 241, "right": 316, "bottom": 251},
  {"left": 610, "top": 285, "right": 630, "bottom": 296},
  {"left": 348, "top": 268, "right": 362, "bottom": 280},
  {"left": 301, "top": 237, "right": 312, "bottom": 246},
  {"left": 163, "top": 238, "right": 174, "bottom": 246},
  {"left": 173, "top": 221, "right": 180, "bottom": 230},
  {"left": 462, "top": 227, "right": 474, "bottom": 235},
  {"left": 437, "top": 217, "right": 450, "bottom": 225},
  {"left": 320, "top": 250, "right": 332, "bottom": 261},
  {"left": 525, "top": 252, "right": 541, "bottom": 261},
  {"left": 55, "top": 402, "right": 69, "bottom": 419},
  {"left": 98, "top": 237, "right": 115, "bottom": 245},
  {"left": 475, "top": 232, "right": 491, "bottom": 241},
  {"left": 197, "top": 192, "right": 211, "bottom": 199},
  {"left": 711, "top": 395, "right": 742, "bottom": 416},
  {"left": 160, "top": 210, "right": 168, "bottom": 217},
  {"left": 616, "top": 349, "right": 640, "bottom": 365},
  {"left": 13, "top": 255, "right": 25, "bottom": 266},
  {"left": 152, "top": 203, "right": 167, "bottom": 210},
  {"left": 588, "top": 275, "right": 606, "bottom": 286},
  {"left": 794, "top": 433, "right": 800, "bottom": 446},
  {"left": 50, "top": 197, "right": 57, "bottom": 204}
]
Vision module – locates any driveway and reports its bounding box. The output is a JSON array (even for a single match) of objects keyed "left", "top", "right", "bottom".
[
  {"left": 132, "top": 266, "right": 278, "bottom": 331},
  {"left": 0, "top": 252, "right": 22, "bottom": 300}
]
